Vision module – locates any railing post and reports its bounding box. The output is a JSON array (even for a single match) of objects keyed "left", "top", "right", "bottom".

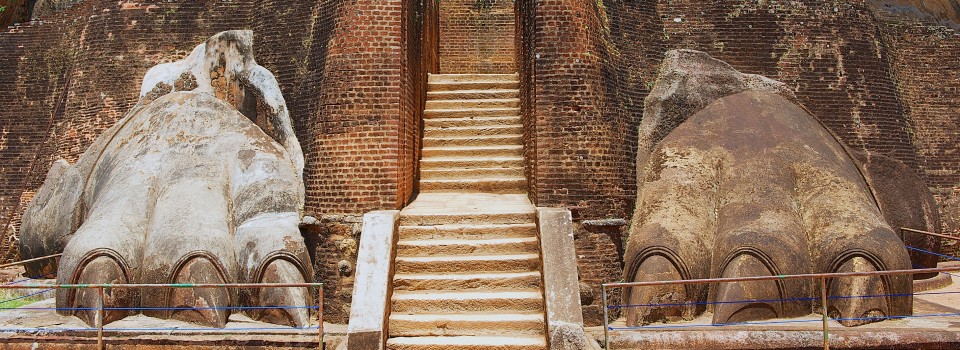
[
  {"left": 821, "top": 277, "right": 829, "bottom": 350},
  {"left": 318, "top": 285, "right": 324, "bottom": 350},
  {"left": 602, "top": 284, "right": 609, "bottom": 350},
  {"left": 97, "top": 286, "right": 104, "bottom": 350}
]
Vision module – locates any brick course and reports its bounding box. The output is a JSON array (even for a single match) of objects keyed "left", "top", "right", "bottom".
[{"left": 438, "top": 0, "right": 515, "bottom": 73}]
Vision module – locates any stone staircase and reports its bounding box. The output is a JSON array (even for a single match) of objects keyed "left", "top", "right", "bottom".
[{"left": 385, "top": 74, "right": 547, "bottom": 350}]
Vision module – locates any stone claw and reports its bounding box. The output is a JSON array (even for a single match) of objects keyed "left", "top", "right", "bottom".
[
  {"left": 71, "top": 256, "right": 132, "bottom": 326},
  {"left": 168, "top": 257, "right": 231, "bottom": 328},
  {"left": 251, "top": 259, "right": 311, "bottom": 327}
]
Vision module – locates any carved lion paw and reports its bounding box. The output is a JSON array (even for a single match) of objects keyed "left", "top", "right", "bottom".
[
  {"left": 19, "top": 31, "right": 314, "bottom": 328},
  {"left": 624, "top": 50, "right": 912, "bottom": 328}
]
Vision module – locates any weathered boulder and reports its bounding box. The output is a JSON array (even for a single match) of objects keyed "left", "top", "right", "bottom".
[
  {"left": 635, "top": 49, "right": 796, "bottom": 192},
  {"left": 625, "top": 50, "right": 913, "bottom": 328},
  {"left": 19, "top": 30, "right": 313, "bottom": 329}
]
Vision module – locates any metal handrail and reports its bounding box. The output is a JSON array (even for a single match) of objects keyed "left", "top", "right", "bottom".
[
  {"left": 0, "top": 254, "right": 324, "bottom": 350},
  {"left": 0, "top": 253, "right": 61, "bottom": 270},
  {"left": 902, "top": 227, "right": 960, "bottom": 242},
  {"left": 602, "top": 230, "right": 960, "bottom": 350}
]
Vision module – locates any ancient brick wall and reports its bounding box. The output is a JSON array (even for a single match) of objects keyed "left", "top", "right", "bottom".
[
  {"left": 874, "top": 9, "right": 960, "bottom": 251},
  {"left": 516, "top": 0, "right": 663, "bottom": 325},
  {"left": 656, "top": 0, "right": 921, "bottom": 178},
  {"left": 438, "top": 0, "right": 515, "bottom": 73}
]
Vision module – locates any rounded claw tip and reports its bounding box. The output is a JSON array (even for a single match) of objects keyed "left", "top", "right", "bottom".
[
  {"left": 253, "top": 259, "right": 311, "bottom": 328},
  {"left": 169, "top": 257, "right": 231, "bottom": 328}
]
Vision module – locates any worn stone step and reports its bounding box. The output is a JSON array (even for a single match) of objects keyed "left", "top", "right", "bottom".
[
  {"left": 388, "top": 312, "right": 545, "bottom": 337},
  {"left": 395, "top": 254, "right": 540, "bottom": 274},
  {"left": 399, "top": 211, "right": 534, "bottom": 226},
  {"left": 420, "top": 156, "right": 524, "bottom": 170},
  {"left": 420, "top": 177, "right": 526, "bottom": 193},
  {"left": 399, "top": 193, "right": 535, "bottom": 224},
  {"left": 424, "top": 107, "right": 520, "bottom": 119},
  {"left": 421, "top": 167, "right": 524, "bottom": 180},
  {"left": 386, "top": 335, "right": 546, "bottom": 350},
  {"left": 428, "top": 73, "right": 519, "bottom": 83},
  {"left": 422, "top": 145, "right": 522, "bottom": 158},
  {"left": 425, "top": 98, "right": 519, "bottom": 110},
  {"left": 391, "top": 289, "right": 544, "bottom": 314},
  {"left": 398, "top": 223, "right": 539, "bottom": 241},
  {"left": 424, "top": 125, "right": 523, "bottom": 138},
  {"left": 428, "top": 81, "right": 521, "bottom": 92},
  {"left": 427, "top": 89, "right": 518, "bottom": 101},
  {"left": 422, "top": 134, "right": 522, "bottom": 148},
  {"left": 393, "top": 271, "right": 542, "bottom": 291},
  {"left": 424, "top": 116, "right": 521, "bottom": 129},
  {"left": 397, "top": 237, "right": 539, "bottom": 257}
]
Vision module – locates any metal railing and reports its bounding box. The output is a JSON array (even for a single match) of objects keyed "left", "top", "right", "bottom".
[
  {"left": 601, "top": 227, "right": 960, "bottom": 350},
  {"left": 0, "top": 254, "right": 324, "bottom": 350}
]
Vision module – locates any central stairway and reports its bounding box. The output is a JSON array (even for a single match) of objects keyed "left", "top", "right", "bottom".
[{"left": 385, "top": 74, "right": 547, "bottom": 350}]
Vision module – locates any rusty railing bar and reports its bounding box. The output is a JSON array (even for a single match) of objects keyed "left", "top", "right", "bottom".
[
  {"left": 0, "top": 282, "right": 323, "bottom": 290},
  {"left": 97, "top": 286, "right": 104, "bottom": 350},
  {"left": 902, "top": 227, "right": 960, "bottom": 242},
  {"left": 820, "top": 277, "right": 828, "bottom": 350},
  {"left": 603, "top": 266, "right": 960, "bottom": 288},
  {"left": 0, "top": 253, "right": 62, "bottom": 270}
]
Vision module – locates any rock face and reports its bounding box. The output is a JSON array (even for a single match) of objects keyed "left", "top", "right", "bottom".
[
  {"left": 625, "top": 50, "right": 914, "bottom": 328},
  {"left": 18, "top": 30, "right": 314, "bottom": 329}
]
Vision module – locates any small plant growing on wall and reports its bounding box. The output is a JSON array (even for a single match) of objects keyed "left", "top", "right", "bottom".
[{"left": 473, "top": 0, "right": 495, "bottom": 11}]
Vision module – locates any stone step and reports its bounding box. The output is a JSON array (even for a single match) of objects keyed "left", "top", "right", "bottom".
[
  {"left": 422, "top": 134, "right": 522, "bottom": 148},
  {"left": 428, "top": 81, "right": 520, "bottom": 92},
  {"left": 421, "top": 167, "right": 524, "bottom": 180},
  {"left": 393, "top": 271, "right": 542, "bottom": 291},
  {"left": 428, "top": 73, "right": 519, "bottom": 83},
  {"left": 397, "top": 237, "right": 540, "bottom": 257},
  {"left": 424, "top": 116, "right": 520, "bottom": 129},
  {"left": 420, "top": 177, "right": 526, "bottom": 193},
  {"left": 425, "top": 98, "right": 519, "bottom": 110},
  {"left": 398, "top": 223, "right": 538, "bottom": 241},
  {"left": 420, "top": 156, "right": 524, "bottom": 170},
  {"left": 395, "top": 254, "right": 540, "bottom": 274},
  {"left": 427, "top": 89, "right": 519, "bottom": 101},
  {"left": 391, "top": 289, "right": 544, "bottom": 314},
  {"left": 388, "top": 312, "right": 545, "bottom": 337},
  {"left": 386, "top": 335, "right": 546, "bottom": 350},
  {"left": 424, "top": 107, "right": 520, "bottom": 119},
  {"left": 399, "top": 211, "right": 534, "bottom": 226},
  {"left": 422, "top": 145, "right": 522, "bottom": 158},
  {"left": 424, "top": 125, "right": 523, "bottom": 138}
]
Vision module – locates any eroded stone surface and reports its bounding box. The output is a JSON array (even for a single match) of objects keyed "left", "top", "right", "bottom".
[
  {"left": 625, "top": 50, "right": 915, "bottom": 328},
  {"left": 18, "top": 30, "right": 313, "bottom": 328}
]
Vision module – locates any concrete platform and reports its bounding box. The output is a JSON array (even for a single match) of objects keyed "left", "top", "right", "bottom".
[
  {"left": 590, "top": 273, "right": 960, "bottom": 349},
  {"left": 0, "top": 298, "right": 345, "bottom": 349}
]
